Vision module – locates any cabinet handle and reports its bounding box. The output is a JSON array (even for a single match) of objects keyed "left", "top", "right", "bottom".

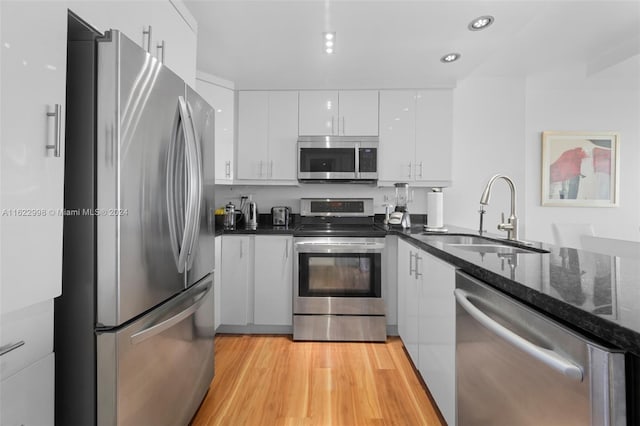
[
  {"left": 414, "top": 254, "right": 422, "bottom": 278},
  {"left": 270, "top": 160, "right": 274, "bottom": 178},
  {"left": 331, "top": 116, "right": 335, "bottom": 135},
  {"left": 409, "top": 251, "right": 414, "bottom": 276},
  {"left": 418, "top": 161, "right": 424, "bottom": 179},
  {"left": 285, "top": 239, "right": 289, "bottom": 259},
  {"left": 225, "top": 161, "right": 231, "bottom": 178},
  {"left": 143, "top": 26, "right": 152, "bottom": 53},
  {"left": 157, "top": 40, "right": 165, "bottom": 63},
  {"left": 342, "top": 116, "right": 345, "bottom": 135},
  {"left": 0, "top": 340, "right": 25, "bottom": 357},
  {"left": 46, "top": 104, "right": 62, "bottom": 157},
  {"left": 407, "top": 162, "right": 412, "bottom": 178},
  {"left": 240, "top": 240, "right": 243, "bottom": 258},
  {"left": 259, "top": 160, "right": 264, "bottom": 178}
]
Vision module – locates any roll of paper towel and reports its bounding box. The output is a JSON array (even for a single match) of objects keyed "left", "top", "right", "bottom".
[{"left": 426, "top": 189, "right": 444, "bottom": 228}]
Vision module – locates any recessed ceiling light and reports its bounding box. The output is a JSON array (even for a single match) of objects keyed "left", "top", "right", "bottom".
[
  {"left": 468, "top": 15, "right": 494, "bottom": 31},
  {"left": 323, "top": 32, "right": 336, "bottom": 54},
  {"left": 440, "top": 53, "right": 461, "bottom": 63}
]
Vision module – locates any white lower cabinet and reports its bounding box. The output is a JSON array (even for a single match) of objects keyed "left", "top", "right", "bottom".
[
  {"left": 219, "top": 235, "right": 293, "bottom": 329},
  {"left": 397, "top": 238, "right": 456, "bottom": 426},
  {"left": 220, "top": 235, "right": 251, "bottom": 326},
  {"left": 254, "top": 236, "right": 293, "bottom": 326},
  {"left": 1, "top": 353, "right": 55, "bottom": 426}
]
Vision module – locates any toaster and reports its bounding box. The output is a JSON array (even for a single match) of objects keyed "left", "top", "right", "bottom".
[{"left": 271, "top": 206, "right": 291, "bottom": 226}]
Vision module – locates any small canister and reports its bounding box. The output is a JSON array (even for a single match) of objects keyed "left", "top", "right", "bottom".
[{"left": 224, "top": 202, "right": 236, "bottom": 230}]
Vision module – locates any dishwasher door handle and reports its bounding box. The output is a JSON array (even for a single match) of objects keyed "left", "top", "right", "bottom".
[{"left": 454, "top": 289, "right": 583, "bottom": 382}]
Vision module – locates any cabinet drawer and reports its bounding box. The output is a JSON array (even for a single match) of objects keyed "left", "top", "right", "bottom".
[
  {"left": 1, "top": 353, "right": 54, "bottom": 426},
  {"left": 0, "top": 299, "right": 53, "bottom": 381}
]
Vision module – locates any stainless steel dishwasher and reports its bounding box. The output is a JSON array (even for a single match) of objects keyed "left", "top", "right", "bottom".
[{"left": 455, "top": 271, "right": 626, "bottom": 426}]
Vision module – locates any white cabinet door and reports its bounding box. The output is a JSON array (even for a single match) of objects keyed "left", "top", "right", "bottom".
[
  {"left": 338, "top": 90, "right": 379, "bottom": 136},
  {"left": 0, "top": 300, "right": 53, "bottom": 381},
  {"left": 417, "top": 250, "right": 456, "bottom": 426},
  {"left": 150, "top": 0, "right": 197, "bottom": 86},
  {"left": 298, "top": 91, "right": 338, "bottom": 136},
  {"left": 1, "top": 1, "right": 67, "bottom": 314},
  {"left": 196, "top": 79, "right": 235, "bottom": 183},
  {"left": 397, "top": 239, "right": 418, "bottom": 364},
  {"left": 415, "top": 90, "right": 453, "bottom": 184},
  {"left": 220, "top": 236, "right": 251, "bottom": 325},
  {"left": 267, "top": 91, "right": 298, "bottom": 180},
  {"left": 378, "top": 91, "right": 416, "bottom": 181},
  {"left": 0, "top": 353, "right": 54, "bottom": 426},
  {"left": 237, "top": 91, "right": 269, "bottom": 179},
  {"left": 214, "top": 236, "right": 222, "bottom": 330},
  {"left": 254, "top": 236, "right": 293, "bottom": 326}
]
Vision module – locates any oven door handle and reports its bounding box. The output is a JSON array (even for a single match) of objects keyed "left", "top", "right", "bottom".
[{"left": 295, "top": 242, "right": 385, "bottom": 253}]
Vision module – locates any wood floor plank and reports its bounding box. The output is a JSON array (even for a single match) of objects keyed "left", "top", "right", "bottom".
[{"left": 191, "top": 335, "right": 444, "bottom": 426}]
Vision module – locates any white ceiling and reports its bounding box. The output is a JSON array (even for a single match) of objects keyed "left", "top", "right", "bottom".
[{"left": 183, "top": 0, "right": 640, "bottom": 90}]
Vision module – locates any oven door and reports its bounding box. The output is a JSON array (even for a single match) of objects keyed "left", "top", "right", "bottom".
[{"left": 293, "top": 238, "right": 386, "bottom": 315}]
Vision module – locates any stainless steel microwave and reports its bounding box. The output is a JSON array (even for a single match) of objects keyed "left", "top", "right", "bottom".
[{"left": 297, "top": 136, "right": 378, "bottom": 182}]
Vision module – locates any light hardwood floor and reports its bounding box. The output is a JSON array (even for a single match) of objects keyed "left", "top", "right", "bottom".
[{"left": 191, "top": 335, "right": 444, "bottom": 426}]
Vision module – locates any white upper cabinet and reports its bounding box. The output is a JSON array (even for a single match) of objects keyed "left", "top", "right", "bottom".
[
  {"left": 67, "top": 0, "right": 197, "bottom": 85},
  {"left": 150, "top": 0, "right": 197, "bottom": 86},
  {"left": 379, "top": 91, "right": 416, "bottom": 181},
  {"left": 237, "top": 91, "right": 298, "bottom": 182},
  {"left": 298, "top": 90, "right": 379, "bottom": 136},
  {"left": 298, "top": 91, "right": 337, "bottom": 135},
  {"left": 1, "top": 1, "right": 67, "bottom": 314},
  {"left": 379, "top": 89, "right": 453, "bottom": 186},
  {"left": 196, "top": 76, "right": 235, "bottom": 183},
  {"left": 337, "top": 91, "right": 379, "bottom": 136},
  {"left": 268, "top": 92, "right": 299, "bottom": 180},
  {"left": 237, "top": 91, "right": 269, "bottom": 180},
  {"left": 415, "top": 90, "right": 453, "bottom": 184}
]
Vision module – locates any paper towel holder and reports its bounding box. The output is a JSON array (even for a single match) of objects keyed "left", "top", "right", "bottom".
[{"left": 424, "top": 187, "right": 448, "bottom": 233}]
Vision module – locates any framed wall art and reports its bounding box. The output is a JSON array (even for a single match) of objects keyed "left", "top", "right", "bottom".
[{"left": 541, "top": 131, "right": 620, "bottom": 207}]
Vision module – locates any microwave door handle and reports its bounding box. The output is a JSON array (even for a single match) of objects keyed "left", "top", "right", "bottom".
[{"left": 354, "top": 145, "right": 360, "bottom": 179}]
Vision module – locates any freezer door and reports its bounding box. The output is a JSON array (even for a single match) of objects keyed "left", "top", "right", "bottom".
[
  {"left": 97, "top": 275, "right": 215, "bottom": 426},
  {"left": 96, "top": 31, "right": 192, "bottom": 326},
  {"left": 185, "top": 86, "right": 216, "bottom": 286}
]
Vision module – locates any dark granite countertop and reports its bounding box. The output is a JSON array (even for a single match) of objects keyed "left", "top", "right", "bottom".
[{"left": 389, "top": 224, "right": 640, "bottom": 357}]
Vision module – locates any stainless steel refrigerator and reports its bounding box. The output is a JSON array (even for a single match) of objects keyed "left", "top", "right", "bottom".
[{"left": 56, "top": 15, "right": 216, "bottom": 426}]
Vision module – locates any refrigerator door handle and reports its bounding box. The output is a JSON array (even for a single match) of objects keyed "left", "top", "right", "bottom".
[
  {"left": 178, "top": 96, "right": 199, "bottom": 273},
  {"left": 130, "top": 281, "right": 212, "bottom": 345},
  {"left": 454, "top": 289, "right": 583, "bottom": 381},
  {"left": 184, "top": 101, "right": 203, "bottom": 272}
]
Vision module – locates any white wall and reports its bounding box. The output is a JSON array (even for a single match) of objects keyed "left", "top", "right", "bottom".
[
  {"left": 447, "top": 77, "right": 527, "bottom": 236},
  {"left": 524, "top": 65, "right": 640, "bottom": 243}
]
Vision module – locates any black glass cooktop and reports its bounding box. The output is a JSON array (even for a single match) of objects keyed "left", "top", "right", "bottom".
[{"left": 294, "top": 223, "right": 387, "bottom": 237}]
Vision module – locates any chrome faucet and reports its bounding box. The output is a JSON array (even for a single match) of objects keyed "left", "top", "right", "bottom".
[{"left": 479, "top": 174, "right": 519, "bottom": 241}]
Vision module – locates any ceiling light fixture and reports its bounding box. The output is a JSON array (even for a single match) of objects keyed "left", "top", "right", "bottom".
[
  {"left": 324, "top": 32, "right": 336, "bottom": 54},
  {"left": 468, "top": 15, "right": 494, "bottom": 31},
  {"left": 440, "top": 53, "right": 461, "bottom": 63}
]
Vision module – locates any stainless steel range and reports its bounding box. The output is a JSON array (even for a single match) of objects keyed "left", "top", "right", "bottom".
[{"left": 293, "top": 198, "right": 387, "bottom": 342}]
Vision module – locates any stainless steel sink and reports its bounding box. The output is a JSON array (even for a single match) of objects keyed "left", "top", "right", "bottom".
[
  {"left": 420, "top": 233, "right": 550, "bottom": 254},
  {"left": 447, "top": 243, "right": 540, "bottom": 254},
  {"left": 421, "top": 234, "right": 497, "bottom": 245}
]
